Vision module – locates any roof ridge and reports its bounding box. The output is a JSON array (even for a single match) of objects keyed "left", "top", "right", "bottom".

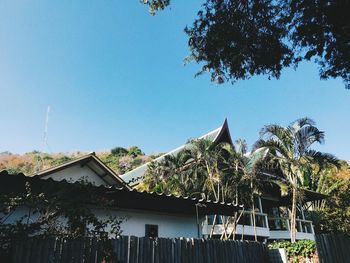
[{"left": 34, "top": 153, "right": 95, "bottom": 176}]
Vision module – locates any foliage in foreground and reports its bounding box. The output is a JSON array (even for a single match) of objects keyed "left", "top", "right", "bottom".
[
  {"left": 269, "top": 240, "right": 317, "bottom": 262},
  {"left": 306, "top": 161, "right": 350, "bottom": 234},
  {"left": 0, "top": 178, "right": 123, "bottom": 259}
]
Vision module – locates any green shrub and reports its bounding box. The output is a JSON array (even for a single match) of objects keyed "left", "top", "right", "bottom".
[
  {"left": 127, "top": 146, "right": 143, "bottom": 157},
  {"left": 111, "top": 147, "right": 128, "bottom": 157},
  {"left": 268, "top": 240, "right": 316, "bottom": 260}
]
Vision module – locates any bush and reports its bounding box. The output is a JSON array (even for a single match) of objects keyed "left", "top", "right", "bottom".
[
  {"left": 268, "top": 240, "right": 316, "bottom": 261},
  {"left": 127, "top": 146, "right": 143, "bottom": 157},
  {"left": 111, "top": 147, "right": 128, "bottom": 157}
]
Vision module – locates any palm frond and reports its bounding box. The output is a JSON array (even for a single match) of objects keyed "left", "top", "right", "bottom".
[
  {"left": 260, "top": 124, "right": 291, "bottom": 142},
  {"left": 291, "top": 117, "right": 316, "bottom": 129},
  {"left": 235, "top": 139, "right": 247, "bottom": 156},
  {"left": 253, "top": 139, "right": 290, "bottom": 160},
  {"left": 306, "top": 150, "right": 340, "bottom": 168},
  {"left": 295, "top": 125, "right": 325, "bottom": 154}
]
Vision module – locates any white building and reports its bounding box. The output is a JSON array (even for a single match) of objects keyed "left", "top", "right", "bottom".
[
  {"left": 0, "top": 155, "right": 239, "bottom": 239},
  {"left": 0, "top": 119, "right": 325, "bottom": 241},
  {"left": 121, "top": 119, "right": 325, "bottom": 241}
]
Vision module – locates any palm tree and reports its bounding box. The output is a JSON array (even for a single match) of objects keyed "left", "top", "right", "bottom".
[
  {"left": 142, "top": 138, "right": 267, "bottom": 240},
  {"left": 219, "top": 139, "right": 268, "bottom": 241},
  {"left": 242, "top": 148, "right": 269, "bottom": 241},
  {"left": 141, "top": 150, "right": 198, "bottom": 196},
  {"left": 223, "top": 140, "right": 268, "bottom": 241},
  {"left": 142, "top": 138, "right": 245, "bottom": 239},
  {"left": 186, "top": 139, "right": 227, "bottom": 201},
  {"left": 254, "top": 117, "right": 338, "bottom": 242},
  {"left": 214, "top": 140, "right": 246, "bottom": 240}
]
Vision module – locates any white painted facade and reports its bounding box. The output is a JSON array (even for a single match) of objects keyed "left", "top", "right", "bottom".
[
  {"left": 2, "top": 206, "right": 203, "bottom": 239},
  {"left": 41, "top": 165, "right": 108, "bottom": 186},
  {"left": 27, "top": 155, "right": 205, "bottom": 239},
  {"left": 36, "top": 154, "right": 130, "bottom": 188},
  {"left": 93, "top": 208, "right": 202, "bottom": 238}
]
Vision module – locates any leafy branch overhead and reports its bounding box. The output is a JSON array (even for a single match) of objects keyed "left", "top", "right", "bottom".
[{"left": 143, "top": 0, "right": 350, "bottom": 88}]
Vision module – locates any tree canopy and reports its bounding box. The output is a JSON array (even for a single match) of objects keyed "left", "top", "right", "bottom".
[{"left": 143, "top": 0, "right": 350, "bottom": 88}]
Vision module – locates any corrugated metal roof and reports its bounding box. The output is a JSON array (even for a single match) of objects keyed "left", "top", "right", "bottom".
[{"left": 0, "top": 171, "right": 241, "bottom": 216}]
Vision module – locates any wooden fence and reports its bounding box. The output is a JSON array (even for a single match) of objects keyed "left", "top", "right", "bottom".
[
  {"left": 315, "top": 234, "right": 350, "bottom": 263},
  {"left": 10, "top": 236, "right": 268, "bottom": 263}
]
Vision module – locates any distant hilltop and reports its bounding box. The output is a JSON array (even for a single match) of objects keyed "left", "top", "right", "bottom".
[{"left": 0, "top": 146, "right": 163, "bottom": 176}]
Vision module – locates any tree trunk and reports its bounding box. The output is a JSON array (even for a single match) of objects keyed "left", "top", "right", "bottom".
[
  {"left": 26, "top": 206, "right": 32, "bottom": 226},
  {"left": 250, "top": 178, "right": 257, "bottom": 242},
  {"left": 209, "top": 214, "right": 217, "bottom": 238},
  {"left": 252, "top": 196, "right": 257, "bottom": 242},
  {"left": 290, "top": 186, "right": 297, "bottom": 243},
  {"left": 227, "top": 210, "right": 244, "bottom": 240},
  {"left": 241, "top": 223, "right": 245, "bottom": 240}
]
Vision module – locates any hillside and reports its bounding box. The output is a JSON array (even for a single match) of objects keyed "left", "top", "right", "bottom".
[{"left": 0, "top": 146, "right": 161, "bottom": 176}]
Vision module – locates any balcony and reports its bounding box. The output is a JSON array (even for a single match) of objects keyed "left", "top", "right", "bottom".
[
  {"left": 201, "top": 213, "right": 315, "bottom": 241},
  {"left": 202, "top": 211, "right": 270, "bottom": 238},
  {"left": 268, "top": 217, "right": 315, "bottom": 240}
]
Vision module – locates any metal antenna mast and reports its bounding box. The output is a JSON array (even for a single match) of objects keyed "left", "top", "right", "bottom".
[
  {"left": 43, "top": 106, "right": 50, "bottom": 153},
  {"left": 35, "top": 106, "right": 51, "bottom": 173}
]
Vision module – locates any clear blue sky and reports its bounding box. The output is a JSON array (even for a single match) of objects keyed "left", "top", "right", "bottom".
[{"left": 0, "top": 1, "right": 349, "bottom": 161}]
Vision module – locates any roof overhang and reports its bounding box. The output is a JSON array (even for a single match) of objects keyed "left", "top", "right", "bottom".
[{"left": 0, "top": 171, "right": 240, "bottom": 217}]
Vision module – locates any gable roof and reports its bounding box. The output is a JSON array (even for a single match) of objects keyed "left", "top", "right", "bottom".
[
  {"left": 121, "top": 119, "right": 233, "bottom": 186},
  {"left": 35, "top": 152, "right": 132, "bottom": 190}
]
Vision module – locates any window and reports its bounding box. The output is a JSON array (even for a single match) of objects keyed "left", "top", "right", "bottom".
[{"left": 145, "top": 224, "right": 158, "bottom": 238}]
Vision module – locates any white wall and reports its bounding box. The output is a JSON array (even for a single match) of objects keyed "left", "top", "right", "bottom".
[
  {"left": 2, "top": 206, "right": 203, "bottom": 239},
  {"left": 41, "top": 165, "right": 107, "bottom": 186},
  {"left": 93, "top": 208, "right": 202, "bottom": 238},
  {"left": 269, "top": 230, "right": 315, "bottom": 241}
]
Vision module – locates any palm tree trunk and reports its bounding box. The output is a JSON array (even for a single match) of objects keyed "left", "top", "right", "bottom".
[
  {"left": 220, "top": 215, "right": 229, "bottom": 240},
  {"left": 290, "top": 186, "right": 297, "bottom": 243},
  {"left": 229, "top": 212, "right": 238, "bottom": 240},
  {"left": 241, "top": 223, "right": 245, "bottom": 240},
  {"left": 227, "top": 209, "right": 244, "bottom": 240},
  {"left": 209, "top": 214, "right": 217, "bottom": 238},
  {"left": 26, "top": 206, "right": 32, "bottom": 227},
  {"left": 250, "top": 178, "right": 257, "bottom": 242},
  {"left": 252, "top": 196, "right": 257, "bottom": 242}
]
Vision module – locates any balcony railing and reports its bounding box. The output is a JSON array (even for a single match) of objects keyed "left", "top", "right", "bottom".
[
  {"left": 207, "top": 211, "right": 269, "bottom": 228},
  {"left": 238, "top": 211, "right": 269, "bottom": 228},
  {"left": 204, "top": 214, "right": 314, "bottom": 240},
  {"left": 203, "top": 211, "right": 270, "bottom": 237},
  {"left": 268, "top": 217, "right": 314, "bottom": 234}
]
